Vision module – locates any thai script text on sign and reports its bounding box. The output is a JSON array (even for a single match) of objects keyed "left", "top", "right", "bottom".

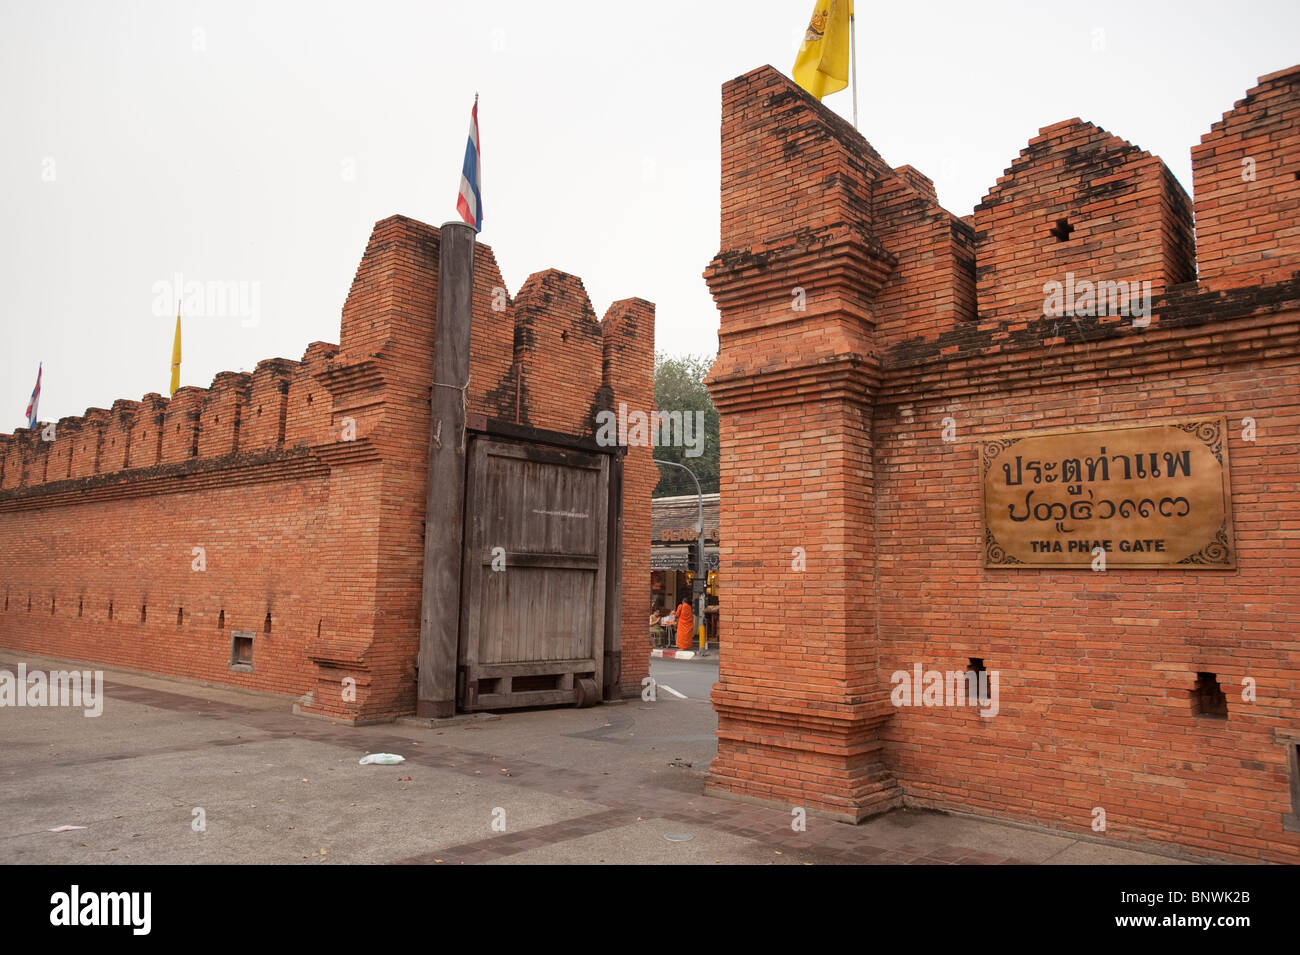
[{"left": 981, "top": 419, "right": 1235, "bottom": 568}]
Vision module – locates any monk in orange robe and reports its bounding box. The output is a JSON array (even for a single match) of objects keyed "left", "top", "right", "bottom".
[{"left": 675, "top": 596, "right": 695, "bottom": 650}]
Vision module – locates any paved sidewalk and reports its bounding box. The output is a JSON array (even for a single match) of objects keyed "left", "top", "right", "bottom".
[{"left": 0, "top": 650, "right": 1198, "bottom": 865}]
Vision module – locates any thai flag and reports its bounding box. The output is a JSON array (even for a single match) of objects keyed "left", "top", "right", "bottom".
[
  {"left": 456, "top": 96, "right": 482, "bottom": 232},
  {"left": 25, "top": 363, "right": 41, "bottom": 430}
]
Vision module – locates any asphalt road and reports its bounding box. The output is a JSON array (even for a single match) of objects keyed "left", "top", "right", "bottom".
[{"left": 647, "top": 658, "right": 718, "bottom": 703}]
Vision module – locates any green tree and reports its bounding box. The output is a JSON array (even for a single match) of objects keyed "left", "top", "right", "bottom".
[{"left": 652, "top": 351, "right": 720, "bottom": 498}]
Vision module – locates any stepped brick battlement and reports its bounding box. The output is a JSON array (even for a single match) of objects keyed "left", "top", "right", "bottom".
[{"left": 0, "top": 217, "right": 650, "bottom": 490}]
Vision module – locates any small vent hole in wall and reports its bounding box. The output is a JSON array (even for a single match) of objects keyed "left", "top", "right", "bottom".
[
  {"left": 108, "top": 601, "right": 114, "bottom": 621},
  {"left": 50, "top": 597, "right": 55, "bottom": 615},
  {"left": 1050, "top": 218, "right": 1074, "bottom": 242},
  {"left": 78, "top": 596, "right": 83, "bottom": 618},
  {"left": 140, "top": 603, "right": 147, "bottom": 624},
  {"left": 1193, "top": 672, "right": 1228, "bottom": 718},
  {"left": 177, "top": 607, "right": 184, "bottom": 628},
  {"left": 264, "top": 611, "right": 272, "bottom": 634},
  {"left": 969, "top": 657, "right": 990, "bottom": 702},
  {"left": 218, "top": 609, "right": 225, "bottom": 630}
]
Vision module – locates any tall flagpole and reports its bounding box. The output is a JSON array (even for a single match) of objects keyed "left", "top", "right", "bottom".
[{"left": 850, "top": 11, "right": 858, "bottom": 129}]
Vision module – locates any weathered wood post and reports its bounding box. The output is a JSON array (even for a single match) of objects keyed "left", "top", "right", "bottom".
[{"left": 417, "top": 221, "right": 475, "bottom": 718}]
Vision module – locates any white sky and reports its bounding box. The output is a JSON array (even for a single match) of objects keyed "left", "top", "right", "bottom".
[{"left": 2, "top": 0, "right": 1297, "bottom": 427}]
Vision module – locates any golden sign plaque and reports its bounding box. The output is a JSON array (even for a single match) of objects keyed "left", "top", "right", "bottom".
[{"left": 981, "top": 418, "right": 1235, "bottom": 569}]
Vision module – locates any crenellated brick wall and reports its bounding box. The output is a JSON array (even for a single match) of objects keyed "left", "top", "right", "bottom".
[
  {"left": 1193, "top": 65, "right": 1300, "bottom": 292},
  {"left": 0, "top": 214, "right": 653, "bottom": 722},
  {"left": 974, "top": 119, "right": 1196, "bottom": 329},
  {"left": 705, "top": 64, "right": 1300, "bottom": 863}
]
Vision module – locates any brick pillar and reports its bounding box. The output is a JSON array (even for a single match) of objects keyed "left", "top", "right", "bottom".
[
  {"left": 702, "top": 66, "right": 902, "bottom": 821},
  {"left": 601, "top": 298, "right": 656, "bottom": 696}
]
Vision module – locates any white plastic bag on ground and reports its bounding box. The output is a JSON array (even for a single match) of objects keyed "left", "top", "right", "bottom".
[{"left": 359, "top": 753, "right": 405, "bottom": 765}]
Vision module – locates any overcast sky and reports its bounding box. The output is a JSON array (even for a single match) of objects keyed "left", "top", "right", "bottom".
[{"left": 2, "top": 0, "right": 1297, "bottom": 428}]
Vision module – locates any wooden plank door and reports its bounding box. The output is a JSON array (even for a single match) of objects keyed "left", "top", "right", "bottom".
[{"left": 457, "top": 436, "right": 610, "bottom": 710}]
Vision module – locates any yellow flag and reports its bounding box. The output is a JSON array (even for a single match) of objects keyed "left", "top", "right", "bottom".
[
  {"left": 169, "top": 304, "right": 182, "bottom": 396},
  {"left": 792, "top": 0, "right": 853, "bottom": 101}
]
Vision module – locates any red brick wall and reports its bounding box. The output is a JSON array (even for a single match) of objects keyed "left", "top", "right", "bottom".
[
  {"left": 873, "top": 165, "right": 975, "bottom": 347},
  {"left": 513, "top": 270, "right": 605, "bottom": 436},
  {"left": 160, "top": 388, "right": 204, "bottom": 464},
  {"left": 975, "top": 119, "right": 1196, "bottom": 327},
  {"left": 0, "top": 214, "right": 653, "bottom": 720},
  {"left": 197, "top": 372, "right": 250, "bottom": 459},
  {"left": 706, "top": 64, "right": 1300, "bottom": 862},
  {"left": 875, "top": 311, "right": 1300, "bottom": 864},
  {"left": 0, "top": 475, "right": 331, "bottom": 697},
  {"left": 125, "top": 394, "right": 167, "bottom": 471},
  {"left": 706, "top": 67, "right": 902, "bottom": 821},
  {"left": 602, "top": 298, "right": 656, "bottom": 694},
  {"left": 1193, "top": 65, "right": 1300, "bottom": 292},
  {"left": 69, "top": 408, "right": 107, "bottom": 479}
]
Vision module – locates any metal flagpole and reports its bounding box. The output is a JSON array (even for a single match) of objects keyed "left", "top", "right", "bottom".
[{"left": 850, "top": 11, "right": 858, "bottom": 129}]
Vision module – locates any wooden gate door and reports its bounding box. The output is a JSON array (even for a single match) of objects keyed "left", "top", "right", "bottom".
[{"left": 457, "top": 436, "right": 611, "bottom": 710}]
